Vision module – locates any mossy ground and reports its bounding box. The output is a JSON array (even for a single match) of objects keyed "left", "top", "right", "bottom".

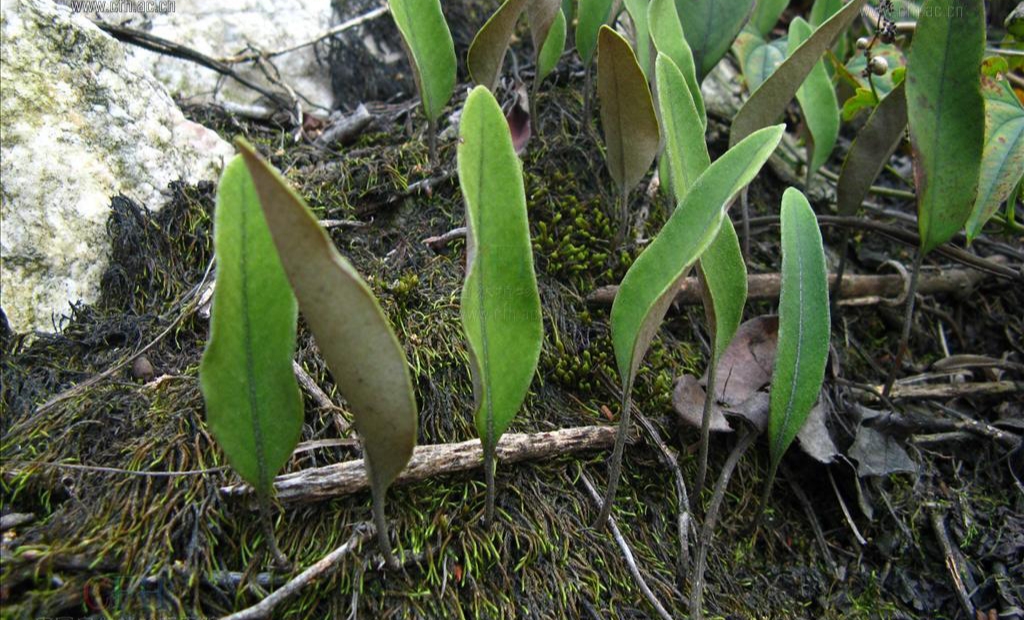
[{"left": 2, "top": 69, "right": 1022, "bottom": 620}]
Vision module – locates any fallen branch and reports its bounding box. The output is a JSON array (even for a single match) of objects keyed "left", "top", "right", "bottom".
[
  {"left": 588, "top": 265, "right": 991, "bottom": 307},
  {"left": 929, "top": 508, "right": 977, "bottom": 620},
  {"left": 92, "top": 22, "right": 294, "bottom": 112},
  {"left": 220, "top": 523, "right": 375, "bottom": 620},
  {"left": 220, "top": 6, "right": 389, "bottom": 63},
  {"left": 314, "top": 105, "right": 374, "bottom": 148},
  {"left": 423, "top": 226, "right": 467, "bottom": 251},
  {"left": 866, "top": 381, "right": 1024, "bottom": 403},
  {"left": 222, "top": 425, "right": 624, "bottom": 502}
]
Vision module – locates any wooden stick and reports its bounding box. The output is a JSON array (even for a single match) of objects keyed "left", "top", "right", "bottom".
[
  {"left": 222, "top": 426, "right": 623, "bottom": 503},
  {"left": 588, "top": 266, "right": 990, "bottom": 307},
  {"left": 867, "top": 381, "right": 1024, "bottom": 402},
  {"left": 929, "top": 508, "right": 977, "bottom": 620},
  {"left": 220, "top": 524, "right": 375, "bottom": 620}
]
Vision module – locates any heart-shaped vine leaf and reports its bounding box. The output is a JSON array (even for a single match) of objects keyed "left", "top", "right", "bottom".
[
  {"left": 200, "top": 155, "right": 303, "bottom": 500},
  {"left": 846, "top": 43, "right": 906, "bottom": 97},
  {"left": 837, "top": 80, "right": 908, "bottom": 216},
  {"left": 592, "top": 124, "right": 783, "bottom": 527},
  {"left": 733, "top": 31, "right": 787, "bottom": 93},
  {"left": 966, "top": 79, "right": 1024, "bottom": 242},
  {"left": 468, "top": 0, "right": 531, "bottom": 90},
  {"left": 907, "top": 0, "right": 985, "bottom": 255},
  {"left": 389, "top": 0, "right": 456, "bottom": 160},
  {"left": 598, "top": 26, "right": 661, "bottom": 194},
  {"left": 458, "top": 86, "right": 544, "bottom": 524},
  {"left": 787, "top": 17, "right": 839, "bottom": 177},
  {"left": 767, "top": 187, "right": 830, "bottom": 479},
  {"left": 649, "top": 0, "right": 705, "bottom": 126},
  {"left": 676, "top": 0, "right": 754, "bottom": 81},
  {"left": 235, "top": 138, "right": 418, "bottom": 567},
  {"left": 576, "top": 0, "right": 614, "bottom": 66},
  {"left": 730, "top": 0, "right": 866, "bottom": 147}
]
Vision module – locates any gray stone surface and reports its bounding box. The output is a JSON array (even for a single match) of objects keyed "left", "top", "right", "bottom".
[
  {"left": 99, "top": 0, "right": 338, "bottom": 111},
  {"left": 1, "top": 0, "right": 233, "bottom": 333}
]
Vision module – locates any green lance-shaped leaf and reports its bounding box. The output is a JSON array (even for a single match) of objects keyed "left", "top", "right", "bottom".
[
  {"left": 598, "top": 26, "right": 661, "bottom": 193},
  {"left": 576, "top": 0, "right": 614, "bottom": 66},
  {"left": 658, "top": 51, "right": 747, "bottom": 499},
  {"left": 733, "top": 31, "right": 787, "bottom": 93},
  {"left": 390, "top": 0, "right": 456, "bottom": 161},
  {"left": 675, "top": 0, "right": 754, "bottom": 81},
  {"left": 655, "top": 54, "right": 743, "bottom": 362},
  {"left": 536, "top": 8, "right": 568, "bottom": 85},
  {"left": 649, "top": 0, "right": 705, "bottom": 126},
  {"left": 235, "top": 138, "right": 418, "bottom": 567},
  {"left": 468, "top": 0, "right": 531, "bottom": 90},
  {"left": 593, "top": 124, "right": 783, "bottom": 527},
  {"left": 623, "top": 0, "right": 652, "bottom": 76},
  {"left": 906, "top": 0, "right": 985, "bottom": 255},
  {"left": 699, "top": 221, "right": 747, "bottom": 369},
  {"left": 966, "top": 80, "right": 1024, "bottom": 242},
  {"left": 200, "top": 156, "right": 303, "bottom": 499},
  {"left": 656, "top": 53, "right": 709, "bottom": 198},
  {"left": 730, "top": 0, "right": 867, "bottom": 148},
  {"left": 837, "top": 80, "right": 908, "bottom": 217},
  {"left": 787, "top": 17, "right": 839, "bottom": 177},
  {"left": 458, "top": 86, "right": 544, "bottom": 523},
  {"left": 767, "top": 187, "right": 830, "bottom": 477},
  {"left": 809, "top": 0, "right": 841, "bottom": 27},
  {"left": 749, "top": 0, "right": 789, "bottom": 38}
]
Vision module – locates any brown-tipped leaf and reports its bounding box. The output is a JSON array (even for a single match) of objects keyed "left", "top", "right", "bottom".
[
  {"left": 597, "top": 26, "right": 660, "bottom": 193},
  {"left": 235, "top": 139, "right": 418, "bottom": 500}
]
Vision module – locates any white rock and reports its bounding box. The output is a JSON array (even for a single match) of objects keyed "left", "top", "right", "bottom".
[
  {"left": 0, "top": 0, "right": 234, "bottom": 334},
  {"left": 98, "top": 0, "right": 336, "bottom": 111}
]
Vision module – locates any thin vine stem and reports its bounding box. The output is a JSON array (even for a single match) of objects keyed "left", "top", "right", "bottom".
[
  {"left": 883, "top": 250, "right": 925, "bottom": 397},
  {"left": 690, "top": 425, "right": 758, "bottom": 620}
]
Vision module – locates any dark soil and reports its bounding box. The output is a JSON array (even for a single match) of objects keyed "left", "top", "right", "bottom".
[{"left": 2, "top": 13, "right": 1023, "bottom": 620}]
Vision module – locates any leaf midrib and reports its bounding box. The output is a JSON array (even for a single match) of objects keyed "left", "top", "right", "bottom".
[
  {"left": 239, "top": 199, "right": 270, "bottom": 494},
  {"left": 919, "top": 5, "right": 960, "bottom": 245},
  {"left": 471, "top": 115, "right": 496, "bottom": 450},
  {"left": 774, "top": 212, "right": 806, "bottom": 461}
]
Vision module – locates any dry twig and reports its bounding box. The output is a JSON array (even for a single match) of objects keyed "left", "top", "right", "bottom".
[
  {"left": 220, "top": 523, "right": 375, "bottom": 620},
  {"left": 222, "top": 426, "right": 624, "bottom": 502},
  {"left": 589, "top": 264, "right": 993, "bottom": 307}
]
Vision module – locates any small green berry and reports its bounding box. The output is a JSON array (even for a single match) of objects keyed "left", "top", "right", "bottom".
[{"left": 869, "top": 56, "right": 889, "bottom": 76}]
